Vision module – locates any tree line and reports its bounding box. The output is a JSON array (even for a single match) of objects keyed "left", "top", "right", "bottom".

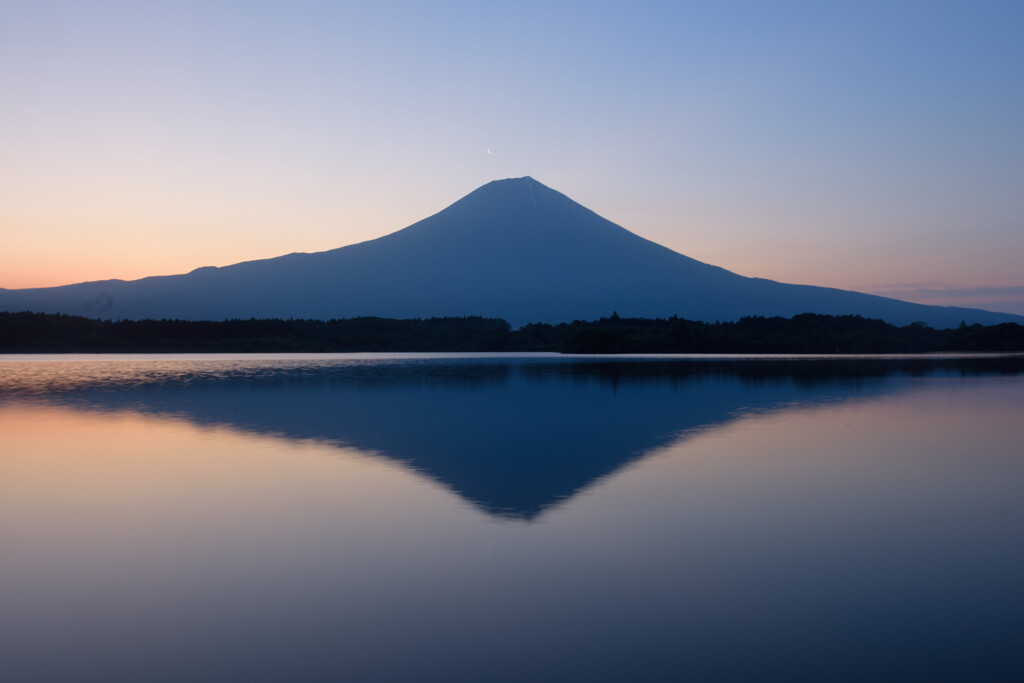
[{"left": 1, "top": 311, "right": 1022, "bottom": 354}]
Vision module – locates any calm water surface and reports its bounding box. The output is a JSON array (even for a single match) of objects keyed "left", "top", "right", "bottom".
[{"left": 2, "top": 353, "right": 1023, "bottom": 682}]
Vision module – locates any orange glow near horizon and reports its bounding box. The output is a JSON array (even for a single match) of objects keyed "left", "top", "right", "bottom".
[{"left": 0, "top": 208, "right": 407, "bottom": 290}]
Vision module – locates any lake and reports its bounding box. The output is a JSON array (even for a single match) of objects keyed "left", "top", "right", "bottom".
[{"left": 2, "top": 353, "right": 1023, "bottom": 682}]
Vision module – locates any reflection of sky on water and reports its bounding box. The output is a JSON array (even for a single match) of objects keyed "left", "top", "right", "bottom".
[
  {"left": 3, "top": 354, "right": 1020, "bottom": 519},
  {"left": 2, "top": 354, "right": 1023, "bottom": 682}
]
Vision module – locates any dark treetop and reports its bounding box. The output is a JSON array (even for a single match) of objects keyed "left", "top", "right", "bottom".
[{"left": 2, "top": 311, "right": 1022, "bottom": 354}]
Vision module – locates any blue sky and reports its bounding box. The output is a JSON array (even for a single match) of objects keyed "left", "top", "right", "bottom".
[{"left": 2, "top": 0, "right": 1022, "bottom": 313}]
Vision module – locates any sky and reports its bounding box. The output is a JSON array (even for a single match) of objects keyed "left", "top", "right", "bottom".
[{"left": 2, "top": 0, "right": 1022, "bottom": 314}]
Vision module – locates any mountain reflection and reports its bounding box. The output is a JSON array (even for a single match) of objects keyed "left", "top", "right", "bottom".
[{"left": 3, "top": 355, "right": 1021, "bottom": 519}]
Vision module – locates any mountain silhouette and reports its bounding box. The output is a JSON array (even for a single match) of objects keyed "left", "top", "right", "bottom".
[{"left": 1, "top": 176, "right": 1020, "bottom": 327}]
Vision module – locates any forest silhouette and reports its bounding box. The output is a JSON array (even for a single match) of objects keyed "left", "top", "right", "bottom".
[{"left": 2, "top": 311, "right": 1022, "bottom": 353}]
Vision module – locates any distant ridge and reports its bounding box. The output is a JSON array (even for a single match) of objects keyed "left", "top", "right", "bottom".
[{"left": 1, "top": 176, "right": 1021, "bottom": 328}]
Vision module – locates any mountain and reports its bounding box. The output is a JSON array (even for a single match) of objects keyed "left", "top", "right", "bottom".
[{"left": 1, "top": 176, "right": 1021, "bottom": 327}]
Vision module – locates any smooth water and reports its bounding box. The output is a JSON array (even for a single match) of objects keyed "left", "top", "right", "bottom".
[{"left": 2, "top": 353, "right": 1023, "bottom": 682}]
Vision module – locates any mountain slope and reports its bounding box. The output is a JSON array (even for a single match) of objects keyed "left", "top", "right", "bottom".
[{"left": 1, "top": 176, "right": 1021, "bottom": 328}]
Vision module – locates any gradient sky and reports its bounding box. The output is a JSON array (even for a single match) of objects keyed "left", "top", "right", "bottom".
[{"left": 2, "top": 1, "right": 1022, "bottom": 313}]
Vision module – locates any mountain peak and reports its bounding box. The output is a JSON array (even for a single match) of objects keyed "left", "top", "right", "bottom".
[
  {"left": 481, "top": 175, "right": 547, "bottom": 193},
  {"left": 494, "top": 175, "right": 538, "bottom": 184},
  {"left": 391, "top": 175, "right": 598, "bottom": 247},
  {"left": 458, "top": 175, "right": 567, "bottom": 211}
]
